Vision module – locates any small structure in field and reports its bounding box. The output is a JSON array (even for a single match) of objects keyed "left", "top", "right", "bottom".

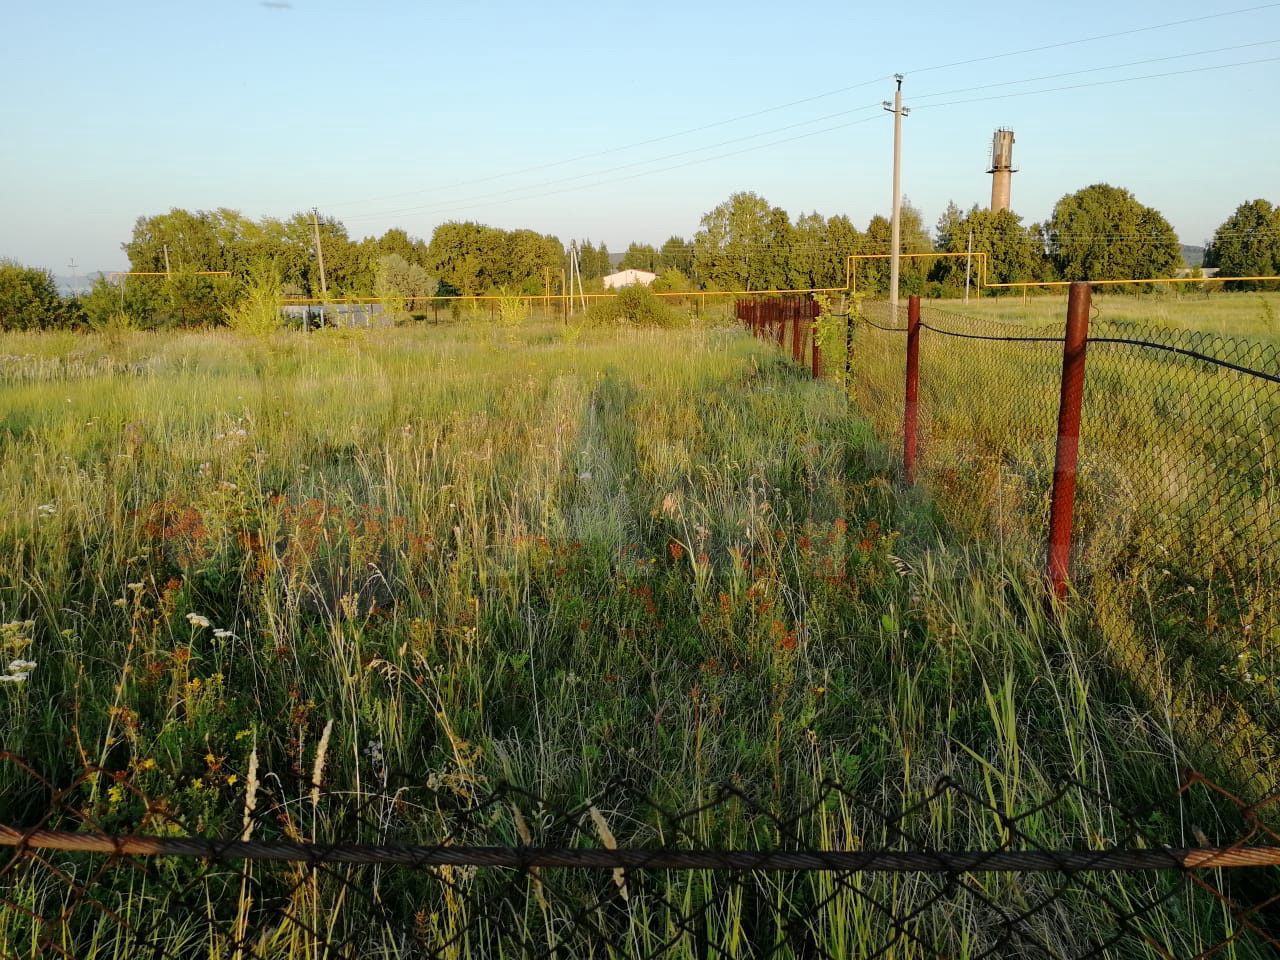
[{"left": 603, "top": 269, "right": 657, "bottom": 290}]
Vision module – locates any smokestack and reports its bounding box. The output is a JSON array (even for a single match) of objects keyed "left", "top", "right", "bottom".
[{"left": 988, "top": 128, "right": 1015, "bottom": 212}]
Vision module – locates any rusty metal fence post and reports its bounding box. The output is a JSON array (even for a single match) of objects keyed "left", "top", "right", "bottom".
[
  {"left": 903, "top": 295, "right": 921, "bottom": 483},
  {"left": 1047, "top": 282, "right": 1092, "bottom": 600},
  {"left": 810, "top": 299, "right": 823, "bottom": 379},
  {"left": 791, "top": 302, "right": 804, "bottom": 363},
  {"left": 844, "top": 309, "right": 853, "bottom": 390}
]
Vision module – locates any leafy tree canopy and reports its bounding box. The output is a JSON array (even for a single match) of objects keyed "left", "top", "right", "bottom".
[
  {"left": 1046, "top": 184, "right": 1181, "bottom": 281},
  {"left": 0, "top": 260, "right": 78, "bottom": 331},
  {"left": 1203, "top": 199, "right": 1280, "bottom": 289}
]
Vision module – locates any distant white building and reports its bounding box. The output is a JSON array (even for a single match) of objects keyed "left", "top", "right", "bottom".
[{"left": 603, "top": 269, "right": 657, "bottom": 290}]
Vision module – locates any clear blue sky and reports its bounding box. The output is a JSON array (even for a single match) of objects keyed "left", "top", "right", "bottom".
[{"left": 3, "top": 0, "right": 1278, "bottom": 272}]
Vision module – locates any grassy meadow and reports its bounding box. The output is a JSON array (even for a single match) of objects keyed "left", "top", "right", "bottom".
[
  {"left": 0, "top": 316, "right": 1268, "bottom": 956},
  {"left": 937, "top": 288, "right": 1280, "bottom": 341},
  {"left": 840, "top": 291, "right": 1279, "bottom": 800}
]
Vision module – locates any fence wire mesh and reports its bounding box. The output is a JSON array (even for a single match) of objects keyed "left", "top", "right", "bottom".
[
  {"left": 3, "top": 752, "right": 1280, "bottom": 959},
  {"left": 759, "top": 294, "right": 1280, "bottom": 809}
]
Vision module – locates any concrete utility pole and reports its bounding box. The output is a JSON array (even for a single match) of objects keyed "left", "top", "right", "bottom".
[
  {"left": 883, "top": 75, "right": 909, "bottom": 318},
  {"left": 312, "top": 208, "right": 329, "bottom": 327},
  {"left": 67, "top": 259, "right": 78, "bottom": 295},
  {"left": 163, "top": 244, "right": 171, "bottom": 280}
]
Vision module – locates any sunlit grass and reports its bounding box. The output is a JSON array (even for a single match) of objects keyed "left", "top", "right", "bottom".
[{"left": 0, "top": 319, "right": 1262, "bottom": 957}]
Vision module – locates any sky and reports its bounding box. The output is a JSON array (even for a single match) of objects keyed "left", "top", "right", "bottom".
[{"left": 2, "top": 0, "right": 1279, "bottom": 273}]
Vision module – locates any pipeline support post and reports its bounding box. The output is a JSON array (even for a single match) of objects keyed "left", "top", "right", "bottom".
[
  {"left": 1047, "top": 282, "right": 1091, "bottom": 601},
  {"left": 903, "top": 295, "right": 921, "bottom": 484}
]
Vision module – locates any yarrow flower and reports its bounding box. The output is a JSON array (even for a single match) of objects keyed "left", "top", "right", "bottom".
[
  {"left": 213, "top": 629, "right": 235, "bottom": 640},
  {"left": 186, "top": 613, "right": 212, "bottom": 629},
  {"left": 7, "top": 660, "right": 36, "bottom": 673}
]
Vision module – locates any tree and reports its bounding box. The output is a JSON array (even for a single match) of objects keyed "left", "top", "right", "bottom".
[
  {"left": 692, "top": 191, "right": 792, "bottom": 290},
  {"left": 427, "top": 221, "right": 505, "bottom": 295},
  {"left": 1047, "top": 184, "right": 1181, "bottom": 281},
  {"left": 658, "top": 236, "right": 693, "bottom": 275},
  {"left": 576, "top": 240, "right": 612, "bottom": 281},
  {"left": 930, "top": 205, "right": 1051, "bottom": 293},
  {"left": 376, "top": 254, "right": 437, "bottom": 311},
  {"left": 0, "top": 260, "right": 77, "bottom": 330},
  {"left": 620, "top": 242, "right": 660, "bottom": 272},
  {"left": 1203, "top": 199, "right": 1280, "bottom": 290},
  {"left": 857, "top": 202, "right": 932, "bottom": 295}
]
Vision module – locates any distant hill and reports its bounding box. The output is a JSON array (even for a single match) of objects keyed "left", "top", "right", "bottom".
[
  {"left": 1181, "top": 245, "right": 1204, "bottom": 268},
  {"left": 54, "top": 272, "right": 109, "bottom": 296}
]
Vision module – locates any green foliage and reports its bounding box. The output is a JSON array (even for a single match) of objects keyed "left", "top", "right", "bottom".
[
  {"left": 1203, "top": 199, "right": 1280, "bottom": 290},
  {"left": 692, "top": 191, "right": 793, "bottom": 291},
  {"left": 375, "top": 254, "right": 435, "bottom": 319},
  {"left": 495, "top": 287, "right": 529, "bottom": 330},
  {"left": 651, "top": 269, "right": 692, "bottom": 294},
  {"left": 1047, "top": 184, "right": 1181, "bottom": 281},
  {"left": 930, "top": 205, "right": 1052, "bottom": 293},
  {"left": 856, "top": 203, "right": 934, "bottom": 296},
  {"left": 585, "top": 283, "right": 684, "bottom": 327},
  {"left": 0, "top": 260, "right": 77, "bottom": 330},
  {"left": 619, "top": 242, "right": 660, "bottom": 272},
  {"left": 428, "top": 221, "right": 563, "bottom": 295},
  {"left": 574, "top": 239, "right": 612, "bottom": 281},
  {"left": 224, "top": 263, "right": 283, "bottom": 337},
  {"left": 658, "top": 235, "right": 693, "bottom": 275}
]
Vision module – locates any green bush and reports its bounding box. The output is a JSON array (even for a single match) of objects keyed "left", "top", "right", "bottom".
[
  {"left": 585, "top": 284, "right": 685, "bottom": 328},
  {"left": 0, "top": 260, "right": 79, "bottom": 330}
]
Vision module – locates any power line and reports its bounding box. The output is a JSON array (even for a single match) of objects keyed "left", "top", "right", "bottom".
[
  {"left": 912, "top": 38, "right": 1280, "bottom": 101},
  {"left": 340, "top": 102, "right": 884, "bottom": 223},
  {"left": 906, "top": 2, "right": 1280, "bottom": 75},
  {"left": 326, "top": 83, "right": 896, "bottom": 209},
  {"left": 341, "top": 114, "right": 890, "bottom": 224},
  {"left": 911, "top": 54, "right": 1280, "bottom": 111},
  {"left": 337, "top": 53, "right": 1278, "bottom": 227},
  {"left": 323, "top": 4, "right": 1280, "bottom": 215}
]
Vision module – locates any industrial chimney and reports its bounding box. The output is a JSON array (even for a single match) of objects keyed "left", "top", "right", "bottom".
[{"left": 988, "top": 128, "right": 1015, "bottom": 212}]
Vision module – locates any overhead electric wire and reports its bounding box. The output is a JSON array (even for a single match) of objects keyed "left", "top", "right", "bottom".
[
  {"left": 905, "top": 2, "right": 1280, "bottom": 75},
  {"left": 911, "top": 54, "right": 1280, "bottom": 111},
  {"left": 911, "top": 38, "right": 1280, "bottom": 101},
  {"left": 341, "top": 101, "right": 884, "bottom": 222},
  {"left": 324, "top": 3, "right": 1280, "bottom": 215},
  {"left": 341, "top": 114, "right": 891, "bottom": 224},
  {"left": 339, "top": 53, "right": 1279, "bottom": 226},
  {"left": 325, "top": 82, "right": 895, "bottom": 208}
]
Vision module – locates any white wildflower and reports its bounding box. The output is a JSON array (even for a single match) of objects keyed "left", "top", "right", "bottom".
[
  {"left": 7, "top": 660, "right": 36, "bottom": 673},
  {"left": 213, "top": 629, "right": 235, "bottom": 640},
  {"left": 37, "top": 504, "right": 56, "bottom": 517},
  {"left": 127, "top": 582, "right": 144, "bottom": 592},
  {"left": 0, "top": 674, "right": 27, "bottom": 684},
  {"left": 186, "top": 613, "right": 212, "bottom": 629}
]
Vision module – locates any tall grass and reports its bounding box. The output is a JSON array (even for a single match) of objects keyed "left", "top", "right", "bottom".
[{"left": 0, "top": 319, "right": 1260, "bottom": 956}]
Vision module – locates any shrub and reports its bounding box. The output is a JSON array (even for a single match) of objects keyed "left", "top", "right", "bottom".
[
  {"left": 585, "top": 284, "right": 684, "bottom": 328},
  {"left": 0, "top": 260, "right": 77, "bottom": 330},
  {"left": 224, "top": 263, "right": 284, "bottom": 337}
]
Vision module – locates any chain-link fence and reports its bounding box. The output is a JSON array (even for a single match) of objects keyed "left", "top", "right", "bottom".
[
  {"left": 3, "top": 752, "right": 1279, "bottom": 959},
  {"left": 737, "top": 293, "right": 1280, "bottom": 807}
]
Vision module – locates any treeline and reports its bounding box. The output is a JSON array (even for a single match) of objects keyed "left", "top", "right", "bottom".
[{"left": 2, "top": 192, "right": 1277, "bottom": 331}]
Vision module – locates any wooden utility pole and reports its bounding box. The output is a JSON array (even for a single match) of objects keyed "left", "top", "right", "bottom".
[
  {"left": 312, "top": 208, "right": 329, "bottom": 327},
  {"left": 883, "top": 75, "right": 909, "bottom": 318}
]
